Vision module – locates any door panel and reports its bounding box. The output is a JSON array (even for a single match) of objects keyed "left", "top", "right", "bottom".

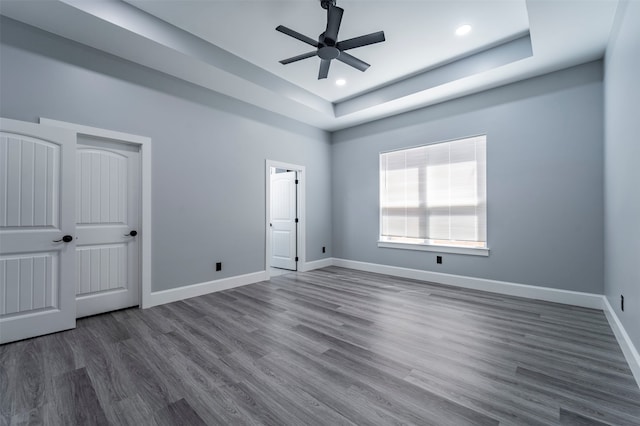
[
  {"left": 270, "top": 171, "right": 297, "bottom": 270},
  {"left": 0, "top": 118, "right": 76, "bottom": 344},
  {"left": 77, "top": 148, "right": 127, "bottom": 224},
  {"left": 1, "top": 135, "right": 58, "bottom": 228},
  {"left": 0, "top": 254, "right": 56, "bottom": 315},
  {"left": 75, "top": 138, "right": 140, "bottom": 318}
]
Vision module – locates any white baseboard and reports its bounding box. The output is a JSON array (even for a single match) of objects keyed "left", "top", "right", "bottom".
[
  {"left": 602, "top": 297, "right": 640, "bottom": 388},
  {"left": 330, "top": 258, "right": 639, "bottom": 389},
  {"left": 300, "top": 257, "right": 334, "bottom": 272},
  {"left": 145, "top": 270, "right": 268, "bottom": 308},
  {"left": 140, "top": 258, "right": 640, "bottom": 389},
  {"left": 332, "top": 258, "right": 603, "bottom": 309}
]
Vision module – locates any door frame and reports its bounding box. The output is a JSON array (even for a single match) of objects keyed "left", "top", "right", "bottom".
[
  {"left": 265, "top": 160, "right": 305, "bottom": 278},
  {"left": 39, "top": 118, "right": 153, "bottom": 308}
]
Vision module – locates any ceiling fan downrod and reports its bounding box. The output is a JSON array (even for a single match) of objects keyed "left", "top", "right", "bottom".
[{"left": 320, "top": 0, "right": 337, "bottom": 10}]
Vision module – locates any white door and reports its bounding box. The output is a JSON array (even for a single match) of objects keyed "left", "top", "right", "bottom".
[
  {"left": 270, "top": 170, "right": 297, "bottom": 270},
  {"left": 0, "top": 118, "right": 77, "bottom": 344},
  {"left": 75, "top": 136, "right": 140, "bottom": 318}
]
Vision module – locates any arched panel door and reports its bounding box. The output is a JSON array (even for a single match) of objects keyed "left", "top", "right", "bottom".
[
  {"left": 270, "top": 170, "right": 297, "bottom": 271},
  {"left": 75, "top": 137, "right": 140, "bottom": 318},
  {"left": 0, "top": 118, "right": 76, "bottom": 344}
]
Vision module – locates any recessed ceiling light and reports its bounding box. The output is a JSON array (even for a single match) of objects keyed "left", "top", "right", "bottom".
[
  {"left": 336, "top": 79, "right": 346, "bottom": 86},
  {"left": 456, "top": 24, "right": 472, "bottom": 36}
]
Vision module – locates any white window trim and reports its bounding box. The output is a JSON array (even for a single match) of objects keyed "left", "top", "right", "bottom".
[
  {"left": 377, "top": 241, "right": 490, "bottom": 256},
  {"left": 379, "top": 134, "right": 487, "bottom": 254}
]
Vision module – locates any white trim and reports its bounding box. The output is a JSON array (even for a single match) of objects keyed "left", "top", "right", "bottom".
[
  {"left": 299, "top": 257, "right": 333, "bottom": 272},
  {"left": 39, "top": 118, "right": 153, "bottom": 309},
  {"left": 146, "top": 271, "right": 268, "bottom": 308},
  {"left": 329, "top": 257, "right": 639, "bottom": 389},
  {"left": 265, "top": 160, "right": 306, "bottom": 279},
  {"left": 143, "top": 249, "right": 640, "bottom": 389},
  {"left": 39, "top": 119, "right": 150, "bottom": 145},
  {"left": 602, "top": 297, "right": 640, "bottom": 388},
  {"left": 332, "top": 258, "right": 603, "bottom": 309},
  {"left": 378, "top": 241, "right": 489, "bottom": 256},
  {"left": 379, "top": 134, "right": 488, "bottom": 255}
]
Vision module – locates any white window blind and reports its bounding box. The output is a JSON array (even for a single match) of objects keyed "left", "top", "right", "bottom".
[{"left": 380, "top": 135, "right": 487, "bottom": 248}]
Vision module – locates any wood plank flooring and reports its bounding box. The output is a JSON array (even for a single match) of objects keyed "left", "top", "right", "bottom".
[{"left": 1, "top": 266, "right": 639, "bottom": 425}]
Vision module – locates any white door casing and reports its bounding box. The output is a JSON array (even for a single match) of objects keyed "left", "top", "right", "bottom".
[
  {"left": 0, "top": 118, "right": 77, "bottom": 344},
  {"left": 39, "top": 118, "right": 151, "bottom": 310},
  {"left": 265, "top": 160, "right": 305, "bottom": 277},
  {"left": 75, "top": 137, "right": 140, "bottom": 318},
  {"left": 270, "top": 170, "right": 297, "bottom": 271}
]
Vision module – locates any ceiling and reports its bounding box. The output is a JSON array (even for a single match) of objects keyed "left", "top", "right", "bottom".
[
  {"left": 0, "top": 0, "right": 620, "bottom": 131},
  {"left": 124, "top": 0, "right": 530, "bottom": 103}
]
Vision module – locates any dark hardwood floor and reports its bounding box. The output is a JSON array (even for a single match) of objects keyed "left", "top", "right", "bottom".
[{"left": 2, "top": 267, "right": 639, "bottom": 425}]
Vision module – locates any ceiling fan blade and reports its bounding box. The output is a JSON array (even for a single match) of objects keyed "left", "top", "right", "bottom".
[
  {"left": 318, "top": 59, "right": 331, "bottom": 79},
  {"left": 276, "top": 25, "right": 319, "bottom": 48},
  {"left": 279, "top": 51, "right": 318, "bottom": 65},
  {"left": 336, "top": 52, "right": 370, "bottom": 72},
  {"left": 324, "top": 6, "right": 344, "bottom": 44},
  {"left": 337, "top": 31, "right": 385, "bottom": 51}
]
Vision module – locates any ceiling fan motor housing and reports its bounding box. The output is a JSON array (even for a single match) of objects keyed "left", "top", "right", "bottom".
[{"left": 318, "top": 45, "right": 340, "bottom": 60}]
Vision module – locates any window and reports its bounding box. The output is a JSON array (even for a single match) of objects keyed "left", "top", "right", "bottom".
[{"left": 379, "top": 135, "right": 487, "bottom": 255}]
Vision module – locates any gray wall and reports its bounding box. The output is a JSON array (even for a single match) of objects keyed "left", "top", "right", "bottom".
[
  {"left": 0, "top": 18, "right": 332, "bottom": 292},
  {"left": 604, "top": 1, "right": 640, "bottom": 348},
  {"left": 0, "top": 16, "right": 619, "bottom": 301},
  {"left": 332, "top": 62, "right": 604, "bottom": 293}
]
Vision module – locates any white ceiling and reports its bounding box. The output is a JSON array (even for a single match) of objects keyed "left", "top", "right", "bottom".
[
  {"left": 124, "top": 0, "right": 530, "bottom": 103},
  {"left": 0, "top": 0, "right": 620, "bottom": 131}
]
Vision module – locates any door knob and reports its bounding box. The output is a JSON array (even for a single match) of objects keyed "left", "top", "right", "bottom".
[
  {"left": 53, "top": 235, "right": 73, "bottom": 243},
  {"left": 124, "top": 230, "right": 138, "bottom": 237}
]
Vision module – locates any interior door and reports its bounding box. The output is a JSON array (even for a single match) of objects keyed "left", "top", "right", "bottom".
[
  {"left": 270, "top": 170, "right": 297, "bottom": 270},
  {"left": 0, "top": 118, "right": 76, "bottom": 344},
  {"left": 75, "top": 136, "right": 140, "bottom": 318}
]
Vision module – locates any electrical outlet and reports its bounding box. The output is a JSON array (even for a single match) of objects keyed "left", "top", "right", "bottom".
[
  {"left": 322, "top": 246, "right": 326, "bottom": 253},
  {"left": 436, "top": 256, "right": 442, "bottom": 264},
  {"left": 216, "top": 262, "right": 222, "bottom": 271},
  {"left": 621, "top": 295, "right": 624, "bottom": 311}
]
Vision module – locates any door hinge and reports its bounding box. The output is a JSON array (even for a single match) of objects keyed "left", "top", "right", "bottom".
[
  {"left": 295, "top": 179, "right": 299, "bottom": 184},
  {"left": 295, "top": 257, "right": 299, "bottom": 262},
  {"left": 295, "top": 218, "right": 299, "bottom": 223}
]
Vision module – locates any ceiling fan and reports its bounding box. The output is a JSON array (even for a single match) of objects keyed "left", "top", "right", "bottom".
[{"left": 276, "top": 0, "right": 386, "bottom": 80}]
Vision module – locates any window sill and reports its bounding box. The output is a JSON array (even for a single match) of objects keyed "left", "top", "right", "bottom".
[{"left": 377, "top": 241, "right": 490, "bottom": 257}]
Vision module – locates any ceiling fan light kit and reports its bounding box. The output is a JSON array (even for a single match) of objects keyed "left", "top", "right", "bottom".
[{"left": 276, "top": 0, "right": 386, "bottom": 80}]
